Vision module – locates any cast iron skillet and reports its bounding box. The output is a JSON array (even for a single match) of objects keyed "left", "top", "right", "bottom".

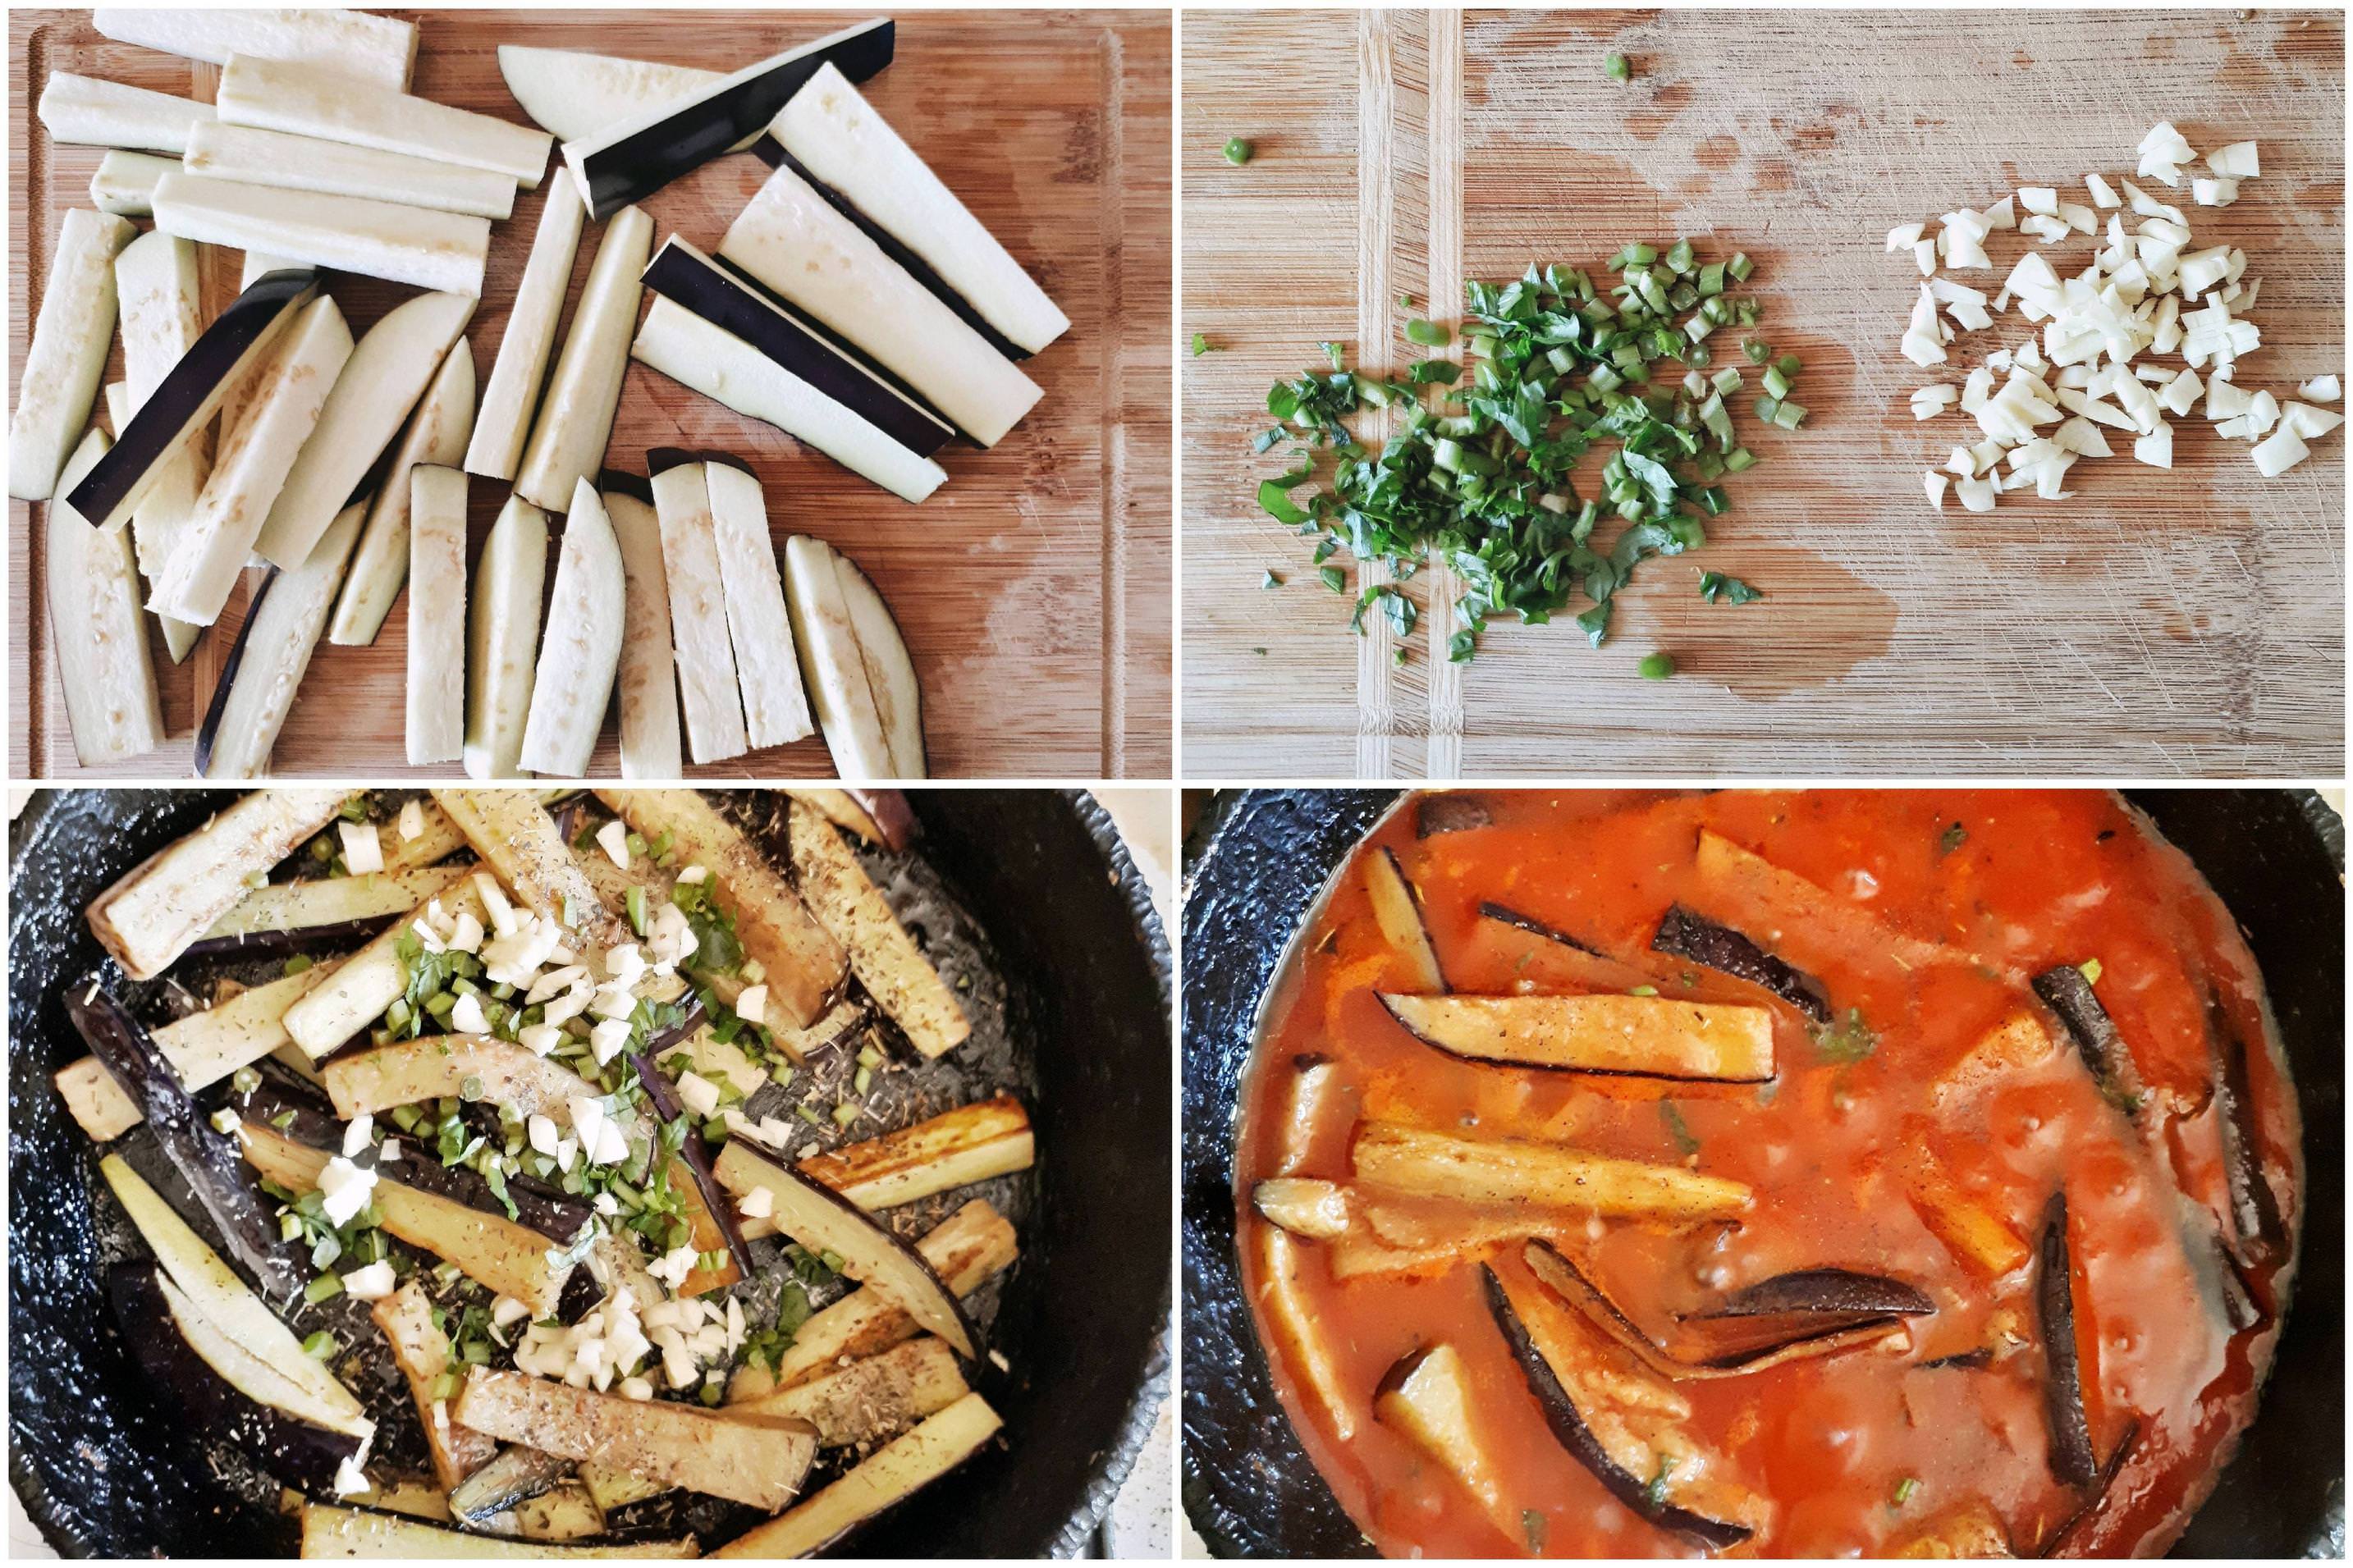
[
  {"left": 11, "top": 788, "right": 1170, "bottom": 1560},
  {"left": 1181, "top": 789, "right": 2344, "bottom": 1558}
]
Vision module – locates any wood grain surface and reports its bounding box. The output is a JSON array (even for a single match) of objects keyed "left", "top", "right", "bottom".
[
  {"left": 11, "top": 7, "right": 1173, "bottom": 780},
  {"left": 1182, "top": 8, "right": 2345, "bottom": 779}
]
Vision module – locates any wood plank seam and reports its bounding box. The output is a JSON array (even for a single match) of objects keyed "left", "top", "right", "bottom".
[
  {"left": 1098, "top": 24, "right": 1128, "bottom": 779},
  {"left": 20, "top": 21, "right": 53, "bottom": 772},
  {"left": 1353, "top": 8, "right": 1399, "bottom": 779},
  {"left": 1422, "top": 8, "right": 1463, "bottom": 781}
]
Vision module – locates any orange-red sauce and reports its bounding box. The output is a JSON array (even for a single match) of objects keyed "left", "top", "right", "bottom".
[{"left": 1236, "top": 790, "right": 2300, "bottom": 1558}]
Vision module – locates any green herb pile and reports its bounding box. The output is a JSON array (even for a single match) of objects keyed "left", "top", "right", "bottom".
[{"left": 1254, "top": 243, "right": 1801, "bottom": 661}]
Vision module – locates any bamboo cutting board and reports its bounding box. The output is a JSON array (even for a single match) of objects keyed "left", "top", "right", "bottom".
[
  {"left": 1182, "top": 9, "right": 2344, "bottom": 779},
  {"left": 10, "top": 7, "right": 1172, "bottom": 780}
]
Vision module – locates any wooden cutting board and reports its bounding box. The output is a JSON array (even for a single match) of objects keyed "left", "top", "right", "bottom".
[
  {"left": 10, "top": 7, "right": 1171, "bottom": 780},
  {"left": 1182, "top": 9, "right": 2344, "bottom": 778}
]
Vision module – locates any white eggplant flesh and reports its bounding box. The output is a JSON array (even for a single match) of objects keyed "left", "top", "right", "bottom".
[
  {"left": 463, "top": 180, "right": 585, "bottom": 482},
  {"left": 771, "top": 62, "right": 1069, "bottom": 354},
  {"left": 833, "top": 550, "right": 926, "bottom": 778},
  {"left": 46, "top": 427, "right": 167, "bottom": 766},
  {"left": 497, "top": 45, "right": 762, "bottom": 150},
  {"left": 629, "top": 298, "right": 948, "bottom": 504},
  {"left": 94, "top": 8, "right": 418, "bottom": 91},
  {"left": 149, "top": 295, "right": 354, "bottom": 626},
  {"left": 406, "top": 465, "right": 470, "bottom": 766},
  {"left": 648, "top": 462, "right": 750, "bottom": 765},
  {"left": 254, "top": 290, "right": 477, "bottom": 569},
  {"left": 518, "top": 479, "right": 625, "bottom": 778},
  {"left": 89, "top": 149, "right": 176, "bottom": 217},
  {"left": 38, "top": 73, "right": 213, "bottom": 154},
  {"left": 464, "top": 496, "right": 550, "bottom": 779},
  {"left": 605, "top": 487, "right": 684, "bottom": 779},
  {"left": 332, "top": 336, "right": 475, "bottom": 646},
  {"left": 152, "top": 171, "right": 489, "bottom": 297},
  {"left": 721, "top": 161, "right": 1043, "bottom": 446},
  {"left": 197, "top": 500, "right": 365, "bottom": 779},
  {"left": 708, "top": 1392, "right": 1000, "bottom": 1560},
  {"left": 10, "top": 208, "right": 133, "bottom": 501},
  {"left": 111, "top": 232, "right": 208, "bottom": 659},
  {"left": 217, "top": 53, "right": 551, "bottom": 188},
  {"left": 103, "top": 382, "right": 204, "bottom": 663},
  {"left": 186, "top": 121, "right": 517, "bottom": 220},
  {"left": 513, "top": 204, "right": 652, "bottom": 510},
  {"left": 782, "top": 534, "right": 894, "bottom": 779},
  {"left": 241, "top": 250, "right": 300, "bottom": 289},
  {"left": 704, "top": 461, "right": 813, "bottom": 748}
]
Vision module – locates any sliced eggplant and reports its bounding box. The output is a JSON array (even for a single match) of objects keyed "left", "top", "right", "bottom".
[
  {"left": 1416, "top": 793, "right": 1494, "bottom": 838},
  {"left": 518, "top": 480, "right": 626, "bottom": 777},
  {"left": 645, "top": 459, "right": 750, "bottom": 763},
  {"left": 45, "top": 427, "right": 167, "bottom": 764},
  {"left": 707, "top": 1392, "right": 1000, "bottom": 1560},
  {"left": 372, "top": 1282, "right": 499, "bottom": 1493},
  {"left": 320, "top": 1033, "right": 606, "bottom": 1124},
  {"left": 1372, "top": 1344, "right": 1516, "bottom": 1543},
  {"left": 514, "top": 204, "right": 652, "bottom": 511},
  {"left": 1353, "top": 1120, "right": 1752, "bottom": 1222},
  {"left": 762, "top": 63, "right": 1066, "bottom": 357},
  {"left": 446, "top": 1442, "right": 571, "bottom": 1524},
  {"left": 1651, "top": 903, "right": 1830, "bottom": 1022},
  {"left": 86, "top": 788, "right": 349, "bottom": 978},
  {"left": 280, "top": 880, "right": 488, "bottom": 1056},
  {"left": 619, "top": 1047, "right": 754, "bottom": 1293},
  {"left": 254, "top": 290, "right": 477, "bottom": 569},
  {"left": 2208, "top": 993, "right": 2283, "bottom": 1264},
  {"left": 93, "top": 7, "right": 419, "bottom": 90},
  {"left": 1700, "top": 1269, "right": 1935, "bottom": 1319},
  {"left": 463, "top": 496, "right": 550, "bottom": 779},
  {"left": 195, "top": 498, "right": 369, "bottom": 779},
  {"left": 832, "top": 550, "right": 927, "bottom": 777},
  {"left": 57, "top": 966, "right": 337, "bottom": 1141},
  {"left": 2032, "top": 1419, "right": 2141, "bottom": 1557},
  {"left": 785, "top": 787, "right": 914, "bottom": 851},
  {"left": 37, "top": 71, "right": 213, "bottom": 154},
  {"left": 702, "top": 460, "right": 814, "bottom": 748},
  {"left": 455, "top": 1370, "right": 817, "bottom": 1511},
  {"left": 465, "top": 180, "right": 586, "bottom": 482},
  {"left": 298, "top": 1502, "right": 695, "bottom": 1558},
  {"left": 109, "top": 231, "right": 208, "bottom": 659},
  {"left": 198, "top": 862, "right": 461, "bottom": 948},
  {"left": 89, "top": 149, "right": 178, "bottom": 216},
  {"left": 561, "top": 18, "right": 895, "bottom": 219},
  {"left": 1362, "top": 847, "right": 1446, "bottom": 992},
  {"left": 10, "top": 207, "right": 133, "bottom": 500},
  {"left": 498, "top": 45, "right": 735, "bottom": 145},
  {"left": 1890, "top": 1498, "right": 2014, "bottom": 1558},
  {"left": 1476, "top": 899, "right": 1601, "bottom": 955},
  {"left": 735, "top": 1334, "right": 969, "bottom": 1452},
  {"left": 404, "top": 464, "right": 470, "bottom": 765},
  {"left": 769, "top": 995, "right": 870, "bottom": 1061},
  {"left": 149, "top": 293, "right": 355, "bottom": 625},
  {"left": 188, "top": 121, "right": 516, "bottom": 220},
  {"left": 632, "top": 240, "right": 952, "bottom": 498},
  {"left": 748, "top": 1197, "right": 1014, "bottom": 1396},
  {"left": 798, "top": 1092, "right": 1033, "bottom": 1211},
  {"left": 2035, "top": 1193, "right": 2097, "bottom": 1487},
  {"left": 781, "top": 533, "right": 895, "bottom": 775},
  {"left": 153, "top": 172, "right": 491, "bottom": 297},
  {"left": 68, "top": 267, "right": 317, "bottom": 532},
  {"left": 2032, "top": 964, "right": 2145, "bottom": 1113},
  {"left": 97, "top": 1154, "right": 359, "bottom": 1415},
  {"left": 712, "top": 1136, "right": 981, "bottom": 1358},
  {"left": 1251, "top": 1177, "right": 1352, "bottom": 1241},
  {"left": 1902, "top": 1136, "right": 2031, "bottom": 1280},
  {"left": 217, "top": 53, "right": 550, "bottom": 186},
  {"left": 602, "top": 482, "right": 683, "bottom": 778},
  {"left": 112, "top": 1263, "right": 370, "bottom": 1491},
  {"left": 1379, "top": 991, "right": 1774, "bottom": 1081},
  {"left": 720, "top": 159, "right": 1042, "bottom": 446},
  {"left": 433, "top": 789, "right": 628, "bottom": 947},
  {"left": 786, "top": 799, "right": 968, "bottom": 1056}
]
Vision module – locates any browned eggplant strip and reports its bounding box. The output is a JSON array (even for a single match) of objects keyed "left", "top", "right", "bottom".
[
  {"left": 2034, "top": 1419, "right": 2141, "bottom": 1557},
  {"left": 2035, "top": 1194, "right": 2098, "bottom": 1487},
  {"left": 1364, "top": 847, "right": 1444, "bottom": 992},
  {"left": 2207, "top": 993, "right": 2282, "bottom": 1265},
  {"left": 1476, "top": 900, "right": 1601, "bottom": 955},
  {"left": 1920, "top": 1346, "right": 1995, "bottom": 1371},
  {"left": 1414, "top": 793, "right": 1493, "bottom": 838},
  {"left": 1699, "top": 1269, "right": 1935, "bottom": 1320},
  {"left": 1650, "top": 904, "right": 1830, "bottom": 1023},
  {"left": 2030, "top": 965, "right": 2144, "bottom": 1112},
  {"left": 1481, "top": 1264, "right": 1752, "bottom": 1552}
]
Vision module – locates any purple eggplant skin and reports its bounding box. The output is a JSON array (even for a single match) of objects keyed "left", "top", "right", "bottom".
[
  {"left": 191, "top": 566, "right": 282, "bottom": 778},
  {"left": 2031, "top": 966, "right": 2143, "bottom": 1112},
  {"left": 573, "top": 17, "right": 892, "bottom": 218},
  {"left": 1476, "top": 900, "right": 1602, "bottom": 957},
  {"left": 628, "top": 1049, "right": 757, "bottom": 1283},
  {"left": 845, "top": 789, "right": 918, "bottom": 853},
  {"left": 1920, "top": 1346, "right": 1995, "bottom": 1371},
  {"left": 1415, "top": 793, "right": 1493, "bottom": 839},
  {"left": 1650, "top": 905, "right": 1832, "bottom": 1024},
  {"left": 644, "top": 1002, "right": 707, "bottom": 1058},
  {"left": 2036, "top": 1194, "right": 2099, "bottom": 1488},
  {"left": 1481, "top": 1265, "right": 1752, "bottom": 1552},
  {"left": 2033, "top": 1419, "right": 2141, "bottom": 1557},
  {"left": 1701, "top": 1269, "right": 1935, "bottom": 1320},
  {"left": 596, "top": 467, "right": 656, "bottom": 505},
  {"left": 69, "top": 979, "right": 312, "bottom": 1305},
  {"left": 109, "top": 1262, "right": 364, "bottom": 1492},
  {"left": 181, "top": 914, "right": 402, "bottom": 964},
  {"left": 2207, "top": 994, "right": 2283, "bottom": 1266}
]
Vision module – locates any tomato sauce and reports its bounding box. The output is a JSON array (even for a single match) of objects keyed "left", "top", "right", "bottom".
[{"left": 1235, "top": 790, "right": 2300, "bottom": 1558}]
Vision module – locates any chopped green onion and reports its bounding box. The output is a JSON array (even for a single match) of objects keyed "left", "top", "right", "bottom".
[
  {"left": 304, "top": 1273, "right": 344, "bottom": 1305},
  {"left": 1637, "top": 651, "right": 1677, "bottom": 680},
  {"left": 2080, "top": 958, "right": 2104, "bottom": 985},
  {"left": 1605, "top": 50, "right": 1631, "bottom": 81},
  {"left": 1761, "top": 365, "right": 1791, "bottom": 400},
  {"left": 301, "top": 1330, "right": 338, "bottom": 1358},
  {"left": 1403, "top": 318, "right": 1450, "bottom": 347},
  {"left": 1223, "top": 136, "right": 1252, "bottom": 165}
]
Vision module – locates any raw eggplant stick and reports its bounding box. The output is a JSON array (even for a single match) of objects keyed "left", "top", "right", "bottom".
[
  {"left": 514, "top": 205, "right": 651, "bottom": 511},
  {"left": 705, "top": 1392, "right": 1002, "bottom": 1559},
  {"left": 36, "top": 72, "right": 213, "bottom": 155},
  {"left": 465, "top": 178, "right": 584, "bottom": 482},
  {"left": 85, "top": 787, "right": 348, "bottom": 978},
  {"left": 783, "top": 533, "right": 900, "bottom": 776},
  {"left": 110, "top": 229, "right": 208, "bottom": 657},
  {"left": 704, "top": 460, "right": 815, "bottom": 748},
  {"left": 786, "top": 798, "right": 969, "bottom": 1055},
  {"left": 462, "top": 496, "right": 549, "bottom": 780},
  {"left": 2036, "top": 1193, "right": 2099, "bottom": 1486},
  {"left": 45, "top": 428, "right": 167, "bottom": 765},
  {"left": 194, "top": 498, "right": 370, "bottom": 779},
  {"left": 10, "top": 208, "right": 133, "bottom": 501},
  {"left": 648, "top": 459, "right": 751, "bottom": 764},
  {"left": 92, "top": 8, "right": 420, "bottom": 91},
  {"left": 216, "top": 53, "right": 552, "bottom": 186},
  {"left": 517, "top": 480, "right": 627, "bottom": 779},
  {"left": 55, "top": 965, "right": 339, "bottom": 1143},
  {"left": 405, "top": 465, "right": 471, "bottom": 765},
  {"left": 91, "top": 149, "right": 176, "bottom": 215},
  {"left": 185, "top": 121, "right": 519, "bottom": 219},
  {"left": 150, "top": 172, "right": 491, "bottom": 297},
  {"left": 328, "top": 332, "right": 471, "bottom": 646},
  {"left": 497, "top": 43, "right": 736, "bottom": 145},
  {"left": 605, "top": 482, "right": 684, "bottom": 778},
  {"left": 1651, "top": 903, "right": 1831, "bottom": 1022}
]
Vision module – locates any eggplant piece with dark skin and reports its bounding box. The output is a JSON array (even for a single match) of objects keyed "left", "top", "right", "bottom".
[
  {"left": 2035, "top": 1194, "right": 2099, "bottom": 1488},
  {"left": 1414, "top": 793, "right": 1493, "bottom": 838},
  {"left": 2034, "top": 1419, "right": 2141, "bottom": 1557},
  {"left": 1476, "top": 900, "right": 1602, "bottom": 955},
  {"left": 2207, "top": 992, "right": 2282, "bottom": 1265},
  {"left": 1697, "top": 1269, "right": 1937, "bottom": 1320},
  {"left": 181, "top": 914, "right": 403, "bottom": 962},
  {"left": 110, "top": 1262, "right": 366, "bottom": 1492},
  {"left": 627, "top": 1048, "right": 757, "bottom": 1283},
  {"left": 69, "top": 980, "right": 311, "bottom": 1305},
  {"left": 845, "top": 789, "right": 917, "bottom": 852},
  {"left": 1481, "top": 1264, "right": 1752, "bottom": 1552},
  {"left": 1650, "top": 904, "right": 1831, "bottom": 1023},
  {"left": 1920, "top": 1346, "right": 1995, "bottom": 1371},
  {"left": 448, "top": 1442, "right": 573, "bottom": 1524},
  {"left": 2030, "top": 965, "right": 2145, "bottom": 1113}
]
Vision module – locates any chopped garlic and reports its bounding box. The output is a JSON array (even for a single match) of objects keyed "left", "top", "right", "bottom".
[
  {"left": 2297, "top": 374, "right": 2339, "bottom": 402},
  {"left": 2251, "top": 422, "right": 2310, "bottom": 475},
  {"left": 739, "top": 1184, "right": 776, "bottom": 1220},
  {"left": 2206, "top": 139, "right": 2259, "bottom": 179},
  {"left": 596, "top": 818, "right": 632, "bottom": 871},
  {"left": 1924, "top": 471, "right": 1948, "bottom": 511},
  {"left": 342, "top": 1260, "right": 397, "bottom": 1301},
  {"left": 337, "top": 820, "right": 384, "bottom": 875},
  {"left": 342, "top": 1111, "right": 374, "bottom": 1159},
  {"left": 398, "top": 798, "right": 425, "bottom": 840}
]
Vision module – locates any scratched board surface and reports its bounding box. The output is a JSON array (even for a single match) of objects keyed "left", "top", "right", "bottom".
[
  {"left": 1181, "top": 9, "right": 2345, "bottom": 779},
  {"left": 10, "top": 8, "right": 1172, "bottom": 780}
]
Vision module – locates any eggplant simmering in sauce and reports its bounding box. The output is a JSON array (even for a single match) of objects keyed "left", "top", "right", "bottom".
[{"left": 1236, "top": 790, "right": 2300, "bottom": 1558}]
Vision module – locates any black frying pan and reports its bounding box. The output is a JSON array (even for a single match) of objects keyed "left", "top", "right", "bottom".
[
  {"left": 11, "top": 788, "right": 1170, "bottom": 1559},
  {"left": 1180, "top": 789, "right": 2344, "bottom": 1558}
]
